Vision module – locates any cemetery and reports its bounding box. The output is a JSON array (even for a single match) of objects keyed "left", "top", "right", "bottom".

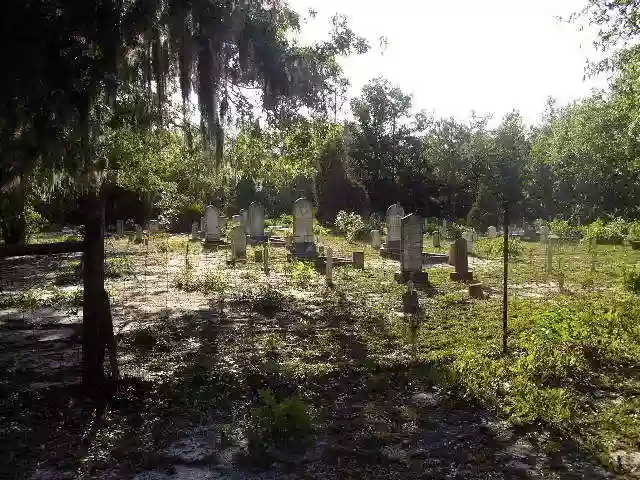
[{"left": 2, "top": 0, "right": 640, "bottom": 479}]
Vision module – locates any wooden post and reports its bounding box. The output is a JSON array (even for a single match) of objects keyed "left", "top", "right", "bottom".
[
  {"left": 82, "top": 195, "right": 107, "bottom": 390},
  {"left": 502, "top": 201, "right": 509, "bottom": 354}
]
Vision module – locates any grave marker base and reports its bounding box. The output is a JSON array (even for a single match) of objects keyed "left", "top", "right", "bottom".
[
  {"left": 450, "top": 270, "right": 474, "bottom": 282},
  {"left": 395, "top": 271, "right": 429, "bottom": 284}
]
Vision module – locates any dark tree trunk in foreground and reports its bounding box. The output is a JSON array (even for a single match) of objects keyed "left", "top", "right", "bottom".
[
  {"left": 1, "top": 174, "right": 26, "bottom": 245},
  {"left": 502, "top": 201, "right": 509, "bottom": 354},
  {"left": 82, "top": 195, "right": 107, "bottom": 390}
]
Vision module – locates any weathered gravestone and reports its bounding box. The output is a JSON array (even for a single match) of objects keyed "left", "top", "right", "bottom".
[
  {"left": 204, "top": 206, "right": 222, "bottom": 242},
  {"left": 240, "top": 209, "right": 249, "bottom": 234},
  {"left": 191, "top": 221, "right": 200, "bottom": 240},
  {"left": 538, "top": 225, "right": 550, "bottom": 244},
  {"left": 352, "top": 251, "right": 365, "bottom": 270},
  {"left": 293, "top": 197, "right": 316, "bottom": 259},
  {"left": 385, "top": 204, "right": 405, "bottom": 255},
  {"left": 397, "top": 214, "right": 428, "bottom": 283},
  {"left": 487, "top": 226, "right": 497, "bottom": 238},
  {"left": 432, "top": 230, "right": 441, "bottom": 248},
  {"left": 370, "top": 230, "right": 381, "bottom": 249},
  {"left": 247, "top": 202, "right": 265, "bottom": 243},
  {"left": 450, "top": 238, "right": 473, "bottom": 282},
  {"left": 148, "top": 219, "right": 159, "bottom": 233},
  {"left": 134, "top": 224, "right": 143, "bottom": 243},
  {"left": 116, "top": 220, "right": 124, "bottom": 236},
  {"left": 263, "top": 242, "right": 270, "bottom": 275},
  {"left": 230, "top": 224, "right": 246, "bottom": 260},
  {"left": 462, "top": 230, "right": 476, "bottom": 254},
  {"left": 325, "top": 247, "right": 333, "bottom": 285}
]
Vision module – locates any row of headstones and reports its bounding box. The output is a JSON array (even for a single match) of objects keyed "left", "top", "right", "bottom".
[{"left": 197, "top": 198, "right": 317, "bottom": 260}]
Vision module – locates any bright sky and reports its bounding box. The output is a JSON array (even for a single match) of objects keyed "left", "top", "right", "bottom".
[{"left": 289, "top": 0, "right": 607, "bottom": 126}]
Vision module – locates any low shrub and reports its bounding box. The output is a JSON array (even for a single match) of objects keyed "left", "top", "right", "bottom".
[
  {"left": 622, "top": 265, "right": 640, "bottom": 294},
  {"left": 549, "top": 219, "right": 581, "bottom": 241},
  {"left": 476, "top": 236, "right": 524, "bottom": 258},
  {"left": 248, "top": 389, "right": 314, "bottom": 454}
]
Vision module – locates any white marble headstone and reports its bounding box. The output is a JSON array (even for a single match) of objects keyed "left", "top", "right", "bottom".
[
  {"left": 401, "top": 214, "right": 423, "bottom": 274},
  {"left": 247, "top": 202, "right": 265, "bottom": 239},
  {"left": 231, "top": 224, "right": 246, "bottom": 259},
  {"left": 148, "top": 219, "right": 159, "bottom": 232},
  {"left": 386, "top": 204, "right": 405, "bottom": 249},
  {"left": 204, "top": 206, "right": 221, "bottom": 242},
  {"left": 293, "top": 198, "right": 314, "bottom": 244},
  {"left": 462, "top": 231, "right": 476, "bottom": 254},
  {"left": 370, "top": 230, "right": 381, "bottom": 249},
  {"left": 487, "top": 226, "right": 497, "bottom": 238}
]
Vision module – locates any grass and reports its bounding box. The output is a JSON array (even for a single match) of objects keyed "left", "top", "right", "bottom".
[{"left": 4, "top": 231, "right": 640, "bottom": 477}]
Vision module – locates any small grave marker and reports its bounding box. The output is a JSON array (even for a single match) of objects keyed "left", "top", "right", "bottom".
[
  {"left": 293, "top": 197, "right": 316, "bottom": 258},
  {"left": 487, "top": 226, "right": 497, "bottom": 238},
  {"left": 247, "top": 202, "right": 265, "bottom": 243},
  {"left": 385, "top": 203, "right": 405, "bottom": 255},
  {"left": 230, "top": 224, "right": 246, "bottom": 260},
  {"left": 352, "top": 251, "right": 365, "bottom": 269},
  {"left": 326, "top": 247, "right": 333, "bottom": 285},
  {"left": 204, "top": 206, "right": 221, "bottom": 242},
  {"left": 371, "top": 230, "right": 381, "bottom": 249},
  {"left": 263, "top": 242, "right": 270, "bottom": 275},
  {"left": 134, "top": 224, "right": 143, "bottom": 243},
  {"left": 432, "top": 230, "right": 441, "bottom": 248},
  {"left": 398, "top": 214, "right": 428, "bottom": 283},
  {"left": 450, "top": 238, "right": 473, "bottom": 281},
  {"left": 191, "top": 221, "right": 199, "bottom": 240}
]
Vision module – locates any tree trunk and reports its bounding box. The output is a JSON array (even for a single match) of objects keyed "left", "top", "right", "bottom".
[
  {"left": 1, "top": 174, "right": 26, "bottom": 245},
  {"left": 82, "top": 195, "right": 106, "bottom": 391}
]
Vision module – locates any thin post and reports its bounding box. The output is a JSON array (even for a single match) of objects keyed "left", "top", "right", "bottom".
[{"left": 502, "top": 201, "right": 509, "bottom": 354}]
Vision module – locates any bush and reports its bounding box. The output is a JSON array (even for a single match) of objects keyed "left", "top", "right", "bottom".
[
  {"left": 248, "top": 389, "right": 314, "bottom": 454},
  {"left": 549, "top": 219, "right": 581, "bottom": 241},
  {"left": 583, "top": 218, "right": 628, "bottom": 245},
  {"left": 290, "top": 261, "right": 316, "bottom": 287},
  {"left": 476, "top": 236, "right": 524, "bottom": 259},
  {"left": 335, "top": 210, "right": 365, "bottom": 242},
  {"left": 623, "top": 266, "right": 640, "bottom": 294},
  {"left": 628, "top": 221, "right": 640, "bottom": 241},
  {"left": 444, "top": 222, "right": 463, "bottom": 240}
]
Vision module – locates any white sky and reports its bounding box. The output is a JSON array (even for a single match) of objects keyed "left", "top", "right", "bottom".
[{"left": 289, "top": 0, "right": 608, "bottom": 126}]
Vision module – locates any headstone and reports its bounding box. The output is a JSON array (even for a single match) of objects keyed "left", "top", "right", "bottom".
[
  {"left": 432, "top": 230, "right": 441, "bottom": 248},
  {"left": 134, "top": 224, "right": 143, "bottom": 243},
  {"left": 399, "top": 214, "right": 428, "bottom": 283},
  {"left": 191, "top": 221, "right": 199, "bottom": 240},
  {"left": 450, "top": 238, "right": 473, "bottom": 281},
  {"left": 293, "top": 197, "right": 316, "bottom": 258},
  {"left": 204, "top": 206, "right": 221, "bottom": 242},
  {"left": 402, "top": 283, "right": 420, "bottom": 315},
  {"left": 148, "top": 219, "right": 159, "bottom": 233},
  {"left": 462, "top": 231, "right": 476, "bottom": 254},
  {"left": 448, "top": 242, "right": 456, "bottom": 266},
  {"left": 247, "top": 202, "right": 265, "bottom": 242},
  {"left": 240, "top": 209, "right": 249, "bottom": 234},
  {"left": 230, "top": 225, "right": 246, "bottom": 260},
  {"left": 371, "top": 230, "right": 381, "bottom": 249},
  {"left": 590, "top": 237, "right": 596, "bottom": 273},
  {"left": 116, "top": 220, "right": 124, "bottom": 236},
  {"left": 487, "top": 226, "right": 497, "bottom": 238},
  {"left": 325, "top": 247, "right": 333, "bottom": 285},
  {"left": 232, "top": 214, "right": 243, "bottom": 223},
  {"left": 352, "top": 251, "right": 365, "bottom": 269},
  {"left": 385, "top": 204, "right": 405, "bottom": 255},
  {"left": 539, "top": 225, "right": 550, "bottom": 244}
]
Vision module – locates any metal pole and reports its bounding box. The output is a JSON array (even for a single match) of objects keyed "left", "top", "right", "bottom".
[{"left": 502, "top": 201, "right": 509, "bottom": 354}]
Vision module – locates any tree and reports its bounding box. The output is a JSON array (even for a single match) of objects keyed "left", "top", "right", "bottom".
[{"left": 0, "top": 0, "right": 367, "bottom": 391}]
